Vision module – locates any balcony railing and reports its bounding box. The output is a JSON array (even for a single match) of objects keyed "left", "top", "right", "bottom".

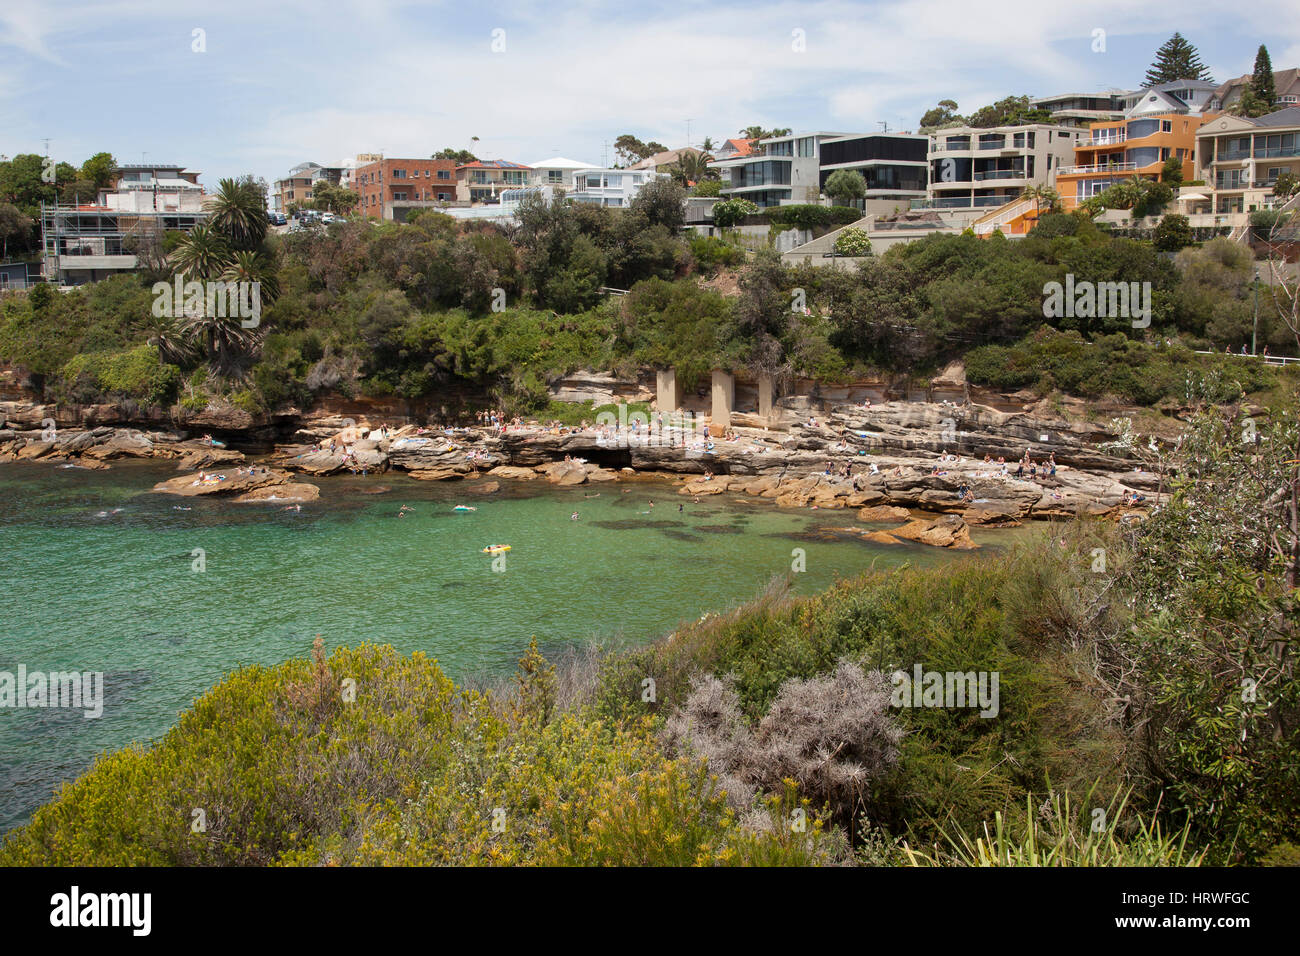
[
  {"left": 977, "top": 140, "right": 1007, "bottom": 150},
  {"left": 1057, "top": 161, "right": 1137, "bottom": 175},
  {"left": 913, "top": 195, "right": 1016, "bottom": 209},
  {"left": 1088, "top": 133, "right": 1127, "bottom": 146},
  {"left": 972, "top": 168, "right": 1026, "bottom": 181},
  {"left": 1254, "top": 146, "right": 1300, "bottom": 159}
]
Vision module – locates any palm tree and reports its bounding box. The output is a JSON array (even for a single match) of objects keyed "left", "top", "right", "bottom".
[
  {"left": 178, "top": 309, "right": 262, "bottom": 377},
  {"left": 220, "top": 249, "right": 280, "bottom": 303},
  {"left": 207, "top": 177, "right": 267, "bottom": 250},
  {"left": 1020, "top": 184, "right": 1061, "bottom": 221},
  {"left": 667, "top": 150, "right": 714, "bottom": 186},
  {"left": 169, "top": 223, "right": 231, "bottom": 279}
]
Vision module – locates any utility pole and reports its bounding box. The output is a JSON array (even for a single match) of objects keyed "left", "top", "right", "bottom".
[
  {"left": 878, "top": 121, "right": 889, "bottom": 133},
  {"left": 686, "top": 119, "right": 693, "bottom": 149}
]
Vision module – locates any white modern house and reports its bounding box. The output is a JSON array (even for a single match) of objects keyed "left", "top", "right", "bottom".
[
  {"left": 527, "top": 156, "right": 597, "bottom": 188},
  {"left": 710, "top": 132, "right": 846, "bottom": 207},
  {"left": 568, "top": 167, "right": 664, "bottom": 206}
]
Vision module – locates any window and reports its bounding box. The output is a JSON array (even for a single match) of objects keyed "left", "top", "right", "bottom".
[
  {"left": 547, "top": 170, "right": 564, "bottom": 183},
  {"left": 424, "top": 170, "right": 430, "bottom": 177},
  {"left": 392, "top": 191, "right": 407, "bottom": 200},
  {"left": 438, "top": 170, "right": 450, "bottom": 179},
  {"left": 393, "top": 169, "right": 407, "bottom": 178},
  {"left": 586, "top": 176, "right": 602, "bottom": 189},
  {"left": 1161, "top": 121, "right": 1172, "bottom": 133},
  {"left": 797, "top": 137, "right": 814, "bottom": 157},
  {"left": 1281, "top": 95, "right": 1299, "bottom": 104}
]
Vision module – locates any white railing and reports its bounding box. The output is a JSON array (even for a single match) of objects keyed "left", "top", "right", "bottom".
[
  {"left": 1195, "top": 349, "right": 1300, "bottom": 366},
  {"left": 1058, "top": 161, "right": 1137, "bottom": 175},
  {"left": 972, "top": 196, "right": 1035, "bottom": 235}
]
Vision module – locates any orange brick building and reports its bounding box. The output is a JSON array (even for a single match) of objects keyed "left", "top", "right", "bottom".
[{"left": 354, "top": 157, "right": 459, "bottom": 221}]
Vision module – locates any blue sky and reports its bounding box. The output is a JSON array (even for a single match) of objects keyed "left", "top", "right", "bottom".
[{"left": 3, "top": 0, "right": 1298, "bottom": 188}]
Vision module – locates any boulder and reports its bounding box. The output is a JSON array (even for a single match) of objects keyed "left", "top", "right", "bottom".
[
  {"left": 465, "top": 480, "right": 500, "bottom": 495},
  {"left": 541, "top": 460, "right": 589, "bottom": 485},
  {"left": 887, "top": 514, "right": 978, "bottom": 550},
  {"left": 487, "top": 465, "right": 541, "bottom": 480},
  {"left": 233, "top": 483, "right": 321, "bottom": 503},
  {"left": 858, "top": 505, "right": 911, "bottom": 523},
  {"left": 152, "top": 467, "right": 293, "bottom": 498},
  {"left": 17, "top": 441, "right": 55, "bottom": 460},
  {"left": 408, "top": 467, "right": 467, "bottom": 481}
]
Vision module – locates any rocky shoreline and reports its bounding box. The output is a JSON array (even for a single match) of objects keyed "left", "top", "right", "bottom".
[{"left": 0, "top": 398, "right": 1161, "bottom": 547}]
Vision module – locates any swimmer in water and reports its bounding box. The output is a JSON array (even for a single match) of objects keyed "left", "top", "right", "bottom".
[
  {"left": 678, "top": 503, "right": 684, "bottom": 512},
  {"left": 280, "top": 504, "right": 301, "bottom": 512},
  {"left": 571, "top": 511, "right": 580, "bottom": 520}
]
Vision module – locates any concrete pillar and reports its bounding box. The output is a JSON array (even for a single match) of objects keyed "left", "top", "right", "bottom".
[
  {"left": 711, "top": 369, "right": 734, "bottom": 431},
  {"left": 758, "top": 372, "right": 775, "bottom": 422},
  {"left": 656, "top": 368, "right": 681, "bottom": 412}
]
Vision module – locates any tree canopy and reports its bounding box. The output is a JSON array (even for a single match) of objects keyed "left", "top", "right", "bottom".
[{"left": 1143, "top": 33, "right": 1213, "bottom": 86}]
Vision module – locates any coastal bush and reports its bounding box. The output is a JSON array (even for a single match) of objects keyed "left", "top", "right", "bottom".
[
  {"left": 0, "top": 639, "right": 842, "bottom": 867},
  {"left": 593, "top": 546, "right": 1128, "bottom": 846},
  {"left": 688, "top": 234, "right": 746, "bottom": 272},
  {"left": 1113, "top": 409, "right": 1300, "bottom": 860},
  {"left": 59, "top": 344, "right": 180, "bottom": 406}
]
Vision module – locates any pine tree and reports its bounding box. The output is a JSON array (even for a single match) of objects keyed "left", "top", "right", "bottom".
[
  {"left": 1250, "top": 45, "right": 1276, "bottom": 108},
  {"left": 1144, "top": 33, "right": 1214, "bottom": 86}
]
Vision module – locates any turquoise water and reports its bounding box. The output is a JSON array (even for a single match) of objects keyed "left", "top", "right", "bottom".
[{"left": 0, "top": 460, "right": 1028, "bottom": 831}]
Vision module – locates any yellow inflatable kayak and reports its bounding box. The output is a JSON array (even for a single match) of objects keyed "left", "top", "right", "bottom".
[{"left": 481, "top": 545, "right": 511, "bottom": 554}]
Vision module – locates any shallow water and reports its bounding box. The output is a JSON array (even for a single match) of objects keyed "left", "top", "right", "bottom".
[{"left": 0, "top": 460, "right": 1030, "bottom": 831}]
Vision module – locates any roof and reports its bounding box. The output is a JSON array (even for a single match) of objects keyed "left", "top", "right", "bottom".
[
  {"left": 630, "top": 148, "right": 702, "bottom": 169},
  {"left": 721, "top": 138, "right": 755, "bottom": 156},
  {"left": 527, "top": 156, "right": 596, "bottom": 169},
  {"left": 456, "top": 160, "right": 532, "bottom": 170},
  {"left": 1245, "top": 106, "right": 1300, "bottom": 128},
  {"left": 1213, "top": 68, "right": 1300, "bottom": 102}
]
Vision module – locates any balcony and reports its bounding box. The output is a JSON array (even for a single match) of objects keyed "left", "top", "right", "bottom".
[
  {"left": 977, "top": 140, "right": 1007, "bottom": 150},
  {"left": 1057, "top": 161, "right": 1137, "bottom": 175},
  {"left": 1088, "top": 133, "right": 1127, "bottom": 146},
  {"left": 1254, "top": 146, "right": 1300, "bottom": 159},
  {"left": 972, "top": 168, "right": 1026, "bottom": 181},
  {"left": 914, "top": 195, "right": 1015, "bottom": 209}
]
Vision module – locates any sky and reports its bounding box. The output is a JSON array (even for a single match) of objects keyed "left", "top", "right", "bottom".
[{"left": 2, "top": 0, "right": 1299, "bottom": 189}]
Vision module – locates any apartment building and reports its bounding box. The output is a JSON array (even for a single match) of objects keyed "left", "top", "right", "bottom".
[
  {"left": 1030, "top": 90, "right": 1137, "bottom": 129},
  {"left": 273, "top": 161, "right": 343, "bottom": 213},
  {"left": 455, "top": 160, "right": 532, "bottom": 204},
  {"left": 925, "top": 124, "right": 1081, "bottom": 211},
  {"left": 710, "top": 132, "right": 848, "bottom": 207},
  {"left": 1196, "top": 107, "right": 1300, "bottom": 215},
  {"left": 354, "top": 157, "right": 458, "bottom": 221},
  {"left": 567, "top": 167, "right": 664, "bottom": 207},
  {"left": 41, "top": 163, "right": 207, "bottom": 285},
  {"left": 1054, "top": 81, "right": 1219, "bottom": 211},
  {"left": 817, "top": 133, "right": 928, "bottom": 212},
  {"left": 340, "top": 154, "right": 382, "bottom": 191}
]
